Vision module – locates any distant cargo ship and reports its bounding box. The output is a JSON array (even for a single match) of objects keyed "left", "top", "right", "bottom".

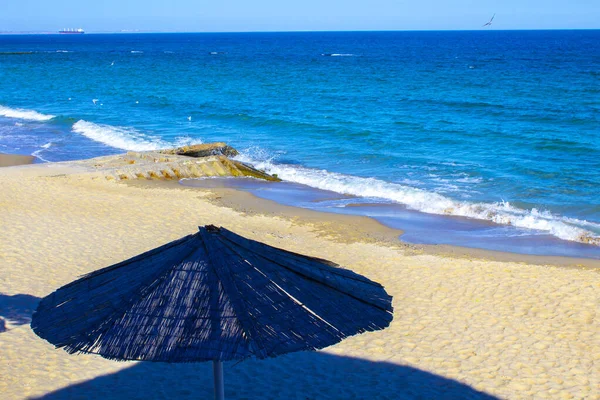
[{"left": 59, "top": 28, "right": 84, "bottom": 34}]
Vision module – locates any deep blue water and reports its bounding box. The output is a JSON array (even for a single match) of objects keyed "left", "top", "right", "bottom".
[{"left": 1, "top": 31, "right": 599, "bottom": 256}]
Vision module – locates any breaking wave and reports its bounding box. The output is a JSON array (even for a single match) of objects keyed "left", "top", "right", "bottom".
[
  {"left": 235, "top": 152, "right": 600, "bottom": 246},
  {"left": 0, "top": 105, "right": 55, "bottom": 121},
  {"left": 321, "top": 53, "right": 356, "bottom": 57},
  {"left": 72, "top": 120, "right": 170, "bottom": 151}
]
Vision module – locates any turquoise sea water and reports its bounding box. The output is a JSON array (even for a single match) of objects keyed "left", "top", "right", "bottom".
[{"left": 1, "top": 31, "right": 599, "bottom": 257}]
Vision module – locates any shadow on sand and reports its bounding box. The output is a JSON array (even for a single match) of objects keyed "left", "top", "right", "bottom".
[
  {"left": 6, "top": 291, "right": 498, "bottom": 399},
  {"left": 0, "top": 293, "right": 40, "bottom": 333},
  {"left": 32, "top": 351, "right": 499, "bottom": 400}
]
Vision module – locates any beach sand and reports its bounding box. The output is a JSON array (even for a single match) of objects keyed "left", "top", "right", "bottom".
[{"left": 0, "top": 162, "right": 598, "bottom": 399}]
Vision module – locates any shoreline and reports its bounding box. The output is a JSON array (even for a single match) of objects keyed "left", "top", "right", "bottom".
[
  {"left": 213, "top": 187, "right": 600, "bottom": 268},
  {"left": 180, "top": 176, "right": 600, "bottom": 261},
  {"left": 162, "top": 179, "right": 600, "bottom": 268},
  {"left": 1, "top": 160, "right": 599, "bottom": 399}
]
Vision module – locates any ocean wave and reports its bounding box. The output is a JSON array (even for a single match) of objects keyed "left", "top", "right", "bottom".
[
  {"left": 173, "top": 136, "right": 196, "bottom": 147},
  {"left": 72, "top": 120, "right": 168, "bottom": 151},
  {"left": 455, "top": 176, "right": 483, "bottom": 184},
  {"left": 72, "top": 120, "right": 196, "bottom": 152},
  {"left": 235, "top": 152, "right": 600, "bottom": 246},
  {"left": 322, "top": 53, "right": 356, "bottom": 57},
  {"left": 32, "top": 142, "right": 54, "bottom": 162},
  {"left": 0, "top": 105, "right": 55, "bottom": 121}
]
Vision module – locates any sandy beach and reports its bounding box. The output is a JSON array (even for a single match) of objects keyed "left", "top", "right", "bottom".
[{"left": 0, "top": 161, "right": 598, "bottom": 400}]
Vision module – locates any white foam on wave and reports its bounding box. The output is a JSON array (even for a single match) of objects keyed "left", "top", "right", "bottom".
[
  {"left": 0, "top": 105, "right": 55, "bottom": 121},
  {"left": 235, "top": 152, "right": 600, "bottom": 246},
  {"left": 455, "top": 176, "right": 483, "bottom": 184},
  {"left": 31, "top": 141, "right": 57, "bottom": 163},
  {"left": 72, "top": 120, "right": 168, "bottom": 151},
  {"left": 322, "top": 53, "right": 356, "bottom": 57},
  {"left": 173, "top": 136, "right": 197, "bottom": 148},
  {"left": 72, "top": 120, "right": 197, "bottom": 152}
]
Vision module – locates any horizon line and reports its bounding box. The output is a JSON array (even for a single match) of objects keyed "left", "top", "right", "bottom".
[{"left": 1, "top": 28, "right": 600, "bottom": 35}]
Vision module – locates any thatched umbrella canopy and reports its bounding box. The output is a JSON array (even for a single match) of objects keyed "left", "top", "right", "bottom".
[{"left": 31, "top": 225, "right": 393, "bottom": 399}]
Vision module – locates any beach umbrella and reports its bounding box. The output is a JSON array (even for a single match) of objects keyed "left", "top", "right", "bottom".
[{"left": 31, "top": 225, "right": 393, "bottom": 399}]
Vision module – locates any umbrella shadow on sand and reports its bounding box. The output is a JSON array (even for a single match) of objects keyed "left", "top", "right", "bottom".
[
  {"left": 32, "top": 351, "right": 499, "bottom": 400},
  {"left": 26, "top": 226, "right": 499, "bottom": 399},
  {"left": 0, "top": 293, "right": 498, "bottom": 399},
  {"left": 0, "top": 293, "right": 40, "bottom": 333}
]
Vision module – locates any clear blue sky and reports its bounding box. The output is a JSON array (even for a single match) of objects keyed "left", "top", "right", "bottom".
[{"left": 1, "top": 0, "right": 599, "bottom": 32}]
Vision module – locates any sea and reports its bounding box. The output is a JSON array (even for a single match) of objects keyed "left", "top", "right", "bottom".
[{"left": 1, "top": 31, "right": 599, "bottom": 258}]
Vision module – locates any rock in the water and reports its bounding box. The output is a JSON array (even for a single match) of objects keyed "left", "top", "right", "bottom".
[{"left": 160, "top": 143, "right": 238, "bottom": 158}]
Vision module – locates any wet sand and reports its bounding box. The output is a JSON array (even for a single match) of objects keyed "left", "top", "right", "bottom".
[
  {"left": 0, "top": 162, "right": 598, "bottom": 399},
  {"left": 0, "top": 152, "right": 34, "bottom": 167},
  {"left": 180, "top": 177, "right": 600, "bottom": 260}
]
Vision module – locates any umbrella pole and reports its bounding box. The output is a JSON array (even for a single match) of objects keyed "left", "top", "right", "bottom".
[{"left": 213, "top": 360, "right": 224, "bottom": 400}]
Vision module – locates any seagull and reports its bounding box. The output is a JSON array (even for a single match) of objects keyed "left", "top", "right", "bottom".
[
  {"left": 483, "top": 13, "right": 495, "bottom": 27},
  {"left": 187, "top": 116, "right": 192, "bottom": 121},
  {"left": 92, "top": 99, "right": 99, "bottom": 105}
]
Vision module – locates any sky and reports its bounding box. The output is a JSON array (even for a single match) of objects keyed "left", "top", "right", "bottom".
[{"left": 1, "top": 0, "right": 599, "bottom": 32}]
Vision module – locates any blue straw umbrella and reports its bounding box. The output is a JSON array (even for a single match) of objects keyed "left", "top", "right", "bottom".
[{"left": 31, "top": 225, "right": 393, "bottom": 399}]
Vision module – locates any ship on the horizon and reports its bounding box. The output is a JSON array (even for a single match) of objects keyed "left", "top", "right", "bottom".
[{"left": 59, "top": 28, "right": 84, "bottom": 34}]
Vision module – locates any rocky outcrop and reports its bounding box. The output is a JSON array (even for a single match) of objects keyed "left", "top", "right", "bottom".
[
  {"left": 67, "top": 144, "right": 279, "bottom": 182},
  {"left": 159, "top": 143, "right": 238, "bottom": 158}
]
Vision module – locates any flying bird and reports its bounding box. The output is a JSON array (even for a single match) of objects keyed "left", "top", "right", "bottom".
[{"left": 483, "top": 14, "right": 495, "bottom": 27}]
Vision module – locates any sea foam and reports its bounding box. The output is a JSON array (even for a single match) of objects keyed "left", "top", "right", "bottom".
[
  {"left": 32, "top": 142, "right": 53, "bottom": 163},
  {"left": 0, "top": 105, "right": 55, "bottom": 121},
  {"left": 235, "top": 153, "right": 600, "bottom": 246},
  {"left": 322, "top": 53, "right": 356, "bottom": 57},
  {"left": 72, "top": 120, "right": 194, "bottom": 152},
  {"left": 72, "top": 120, "right": 168, "bottom": 151}
]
